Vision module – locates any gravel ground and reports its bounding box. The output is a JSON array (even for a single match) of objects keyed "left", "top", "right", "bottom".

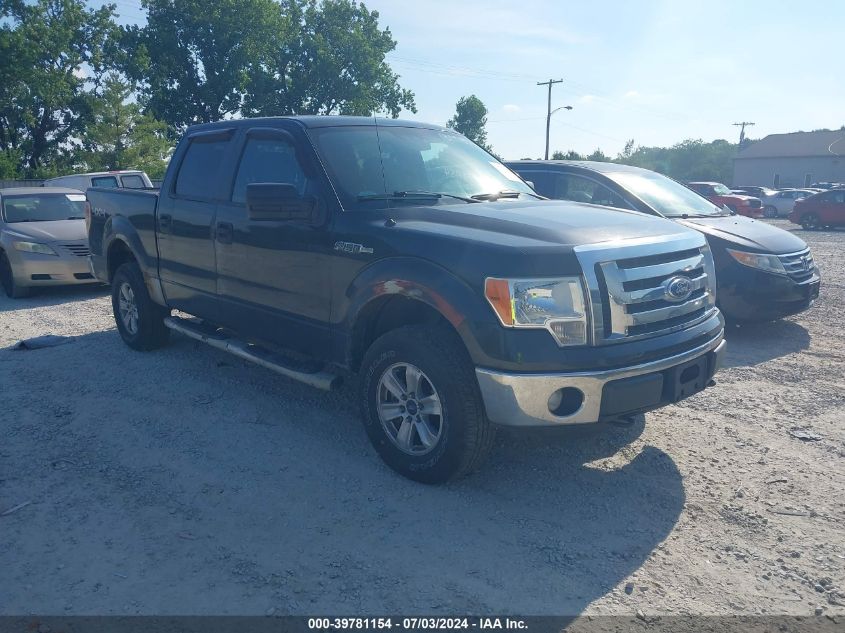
[{"left": 1, "top": 219, "right": 843, "bottom": 618}]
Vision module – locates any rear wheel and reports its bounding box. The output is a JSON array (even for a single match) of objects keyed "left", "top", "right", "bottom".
[
  {"left": 111, "top": 262, "right": 170, "bottom": 350},
  {"left": 359, "top": 324, "right": 495, "bottom": 483},
  {"left": 763, "top": 205, "right": 778, "bottom": 218},
  {"left": 0, "top": 251, "right": 31, "bottom": 298},
  {"left": 800, "top": 213, "right": 820, "bottom": 230}
]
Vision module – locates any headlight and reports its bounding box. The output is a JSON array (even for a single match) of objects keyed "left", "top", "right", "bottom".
[
  {"left": 485, "top": 277, "right": 588, "bottom": 346},
  {"left": 13, "top": 241, "right": 58, "bottom": 256},
  {"left": 726, "top": 249, "right": 786, "bottom": 274}
]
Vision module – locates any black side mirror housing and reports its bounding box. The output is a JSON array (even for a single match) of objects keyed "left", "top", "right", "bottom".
[{"left": 246, "top": 182, "right": 319, "bottom": 223}]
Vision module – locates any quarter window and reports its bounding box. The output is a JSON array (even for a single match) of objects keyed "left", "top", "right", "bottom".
[
  {"left": 121, "top": 175, "right": 146, "bottom": 189},
  {"left": 91, "top": 176, "right": 119, "bottom": 188}
]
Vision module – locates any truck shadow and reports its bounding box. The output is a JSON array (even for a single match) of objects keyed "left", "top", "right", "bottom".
[
  {"left": 0, "top": 283, "right": 108, "bottom": 312},
  {"left": 2, "top": 328, "right": 682, "bottom": 618},
  {"left": 722, "top": 319, "right": 810, "bottom": 368}
]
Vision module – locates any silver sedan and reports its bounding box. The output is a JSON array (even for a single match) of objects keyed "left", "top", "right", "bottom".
[
  {"left": 0, "top": 187, "right": 100, "bottom": 298},
  {"left": 762, "top": 189, "right": 816, "bottom": 218}
]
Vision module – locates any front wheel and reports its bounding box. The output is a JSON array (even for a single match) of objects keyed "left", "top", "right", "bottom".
[
  {"left": 111, "top": 262, "right": 170, "bottom": 350},
  {"left": 359, "top": 324, "right": 495, "bottom": 484},
  {"left": 763, "top": 205, "right": 778, "bottom": 218},
  {"left": 0, "top": 251, "right": 31, "bottom": 298},
  {"left": 800, "top": 213, "right": 820, "bottom": 230}
]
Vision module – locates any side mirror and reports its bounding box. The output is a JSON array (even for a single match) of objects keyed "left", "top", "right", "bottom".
[{"left": 246, "top": 182, "right": 317, "bottom": 223}]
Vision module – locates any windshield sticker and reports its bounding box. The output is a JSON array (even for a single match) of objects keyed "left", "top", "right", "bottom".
[
  {"left": 490, "top": 161, "right": 523, "bottom": 182},
  {"left": 66, "top": 194, "right": 86, "bottom": 202}
]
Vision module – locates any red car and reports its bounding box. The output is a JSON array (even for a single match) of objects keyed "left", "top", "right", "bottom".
[
  {"left": 687, "top": 181, "right": 764, "bottom": 218},
  {"left": 789, "top": 189, "right": 845, "bottom": 230}
]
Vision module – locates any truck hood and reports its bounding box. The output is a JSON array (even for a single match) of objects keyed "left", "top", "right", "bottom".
[
  {"left": 2, "top": 219, "right": 87, "bottom": 243},
  {"left": 677, "top": 215, "right": 806, "bottom": 254},
  {"left": 392, "top": 200, "right": 693, "bottom": 248}
]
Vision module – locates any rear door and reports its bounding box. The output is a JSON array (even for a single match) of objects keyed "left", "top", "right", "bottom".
[
  {"left": 213, "top": 123, "right": 335, "bottom": 358},
  {"left": 156, "top": 128, "right": 236, "bottom": 318},
  {"left": 819, "top": 190, "right": 845, "bottom": 225}
]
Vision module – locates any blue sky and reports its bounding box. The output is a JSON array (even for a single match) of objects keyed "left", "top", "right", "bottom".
[{"left": 108, "top": 0, "right": 844, "bottom": 159}]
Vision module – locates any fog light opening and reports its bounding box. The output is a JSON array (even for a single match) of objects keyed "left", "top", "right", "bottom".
[{"left": 548, "top": 387, "right": 584, "bottom": 417}]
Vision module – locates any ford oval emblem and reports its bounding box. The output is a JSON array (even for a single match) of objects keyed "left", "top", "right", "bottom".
[{"left": 665, "top": 276, "right": 693, "bottom": 302}]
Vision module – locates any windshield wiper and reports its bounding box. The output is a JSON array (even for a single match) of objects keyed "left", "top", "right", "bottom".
[
  {"left": 471, "top": 190, "right": 543, "bottom": 201},
  {"left": 358, "top": 190, "right": 480, "bottom": 203},
  {"left": 66, "top": 216, "right": 85, "bottom": 220}
]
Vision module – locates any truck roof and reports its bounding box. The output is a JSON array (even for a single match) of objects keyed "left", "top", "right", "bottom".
[
  {"left": 45, "top": 170, "right": 146, "bottom": 179},
  {"left": 505, "top": 159, "right": 662, "bottom": 176},
  {"left": 185, "top": 115, "right": 449, "bottom": 134}
]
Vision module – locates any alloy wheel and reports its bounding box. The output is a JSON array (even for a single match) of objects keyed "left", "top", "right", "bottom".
[{"left": 376, "top": 362, "right": 444, "bottom": 455}]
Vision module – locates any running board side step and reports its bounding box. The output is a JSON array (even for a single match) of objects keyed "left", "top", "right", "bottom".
[{"left": 164, "top": 316, "right": 342, "bottom": 391}]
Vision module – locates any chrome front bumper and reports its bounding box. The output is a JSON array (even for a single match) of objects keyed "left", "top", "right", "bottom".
[{"left": 476, "top": 334, "right": 726, "bottom": 427}]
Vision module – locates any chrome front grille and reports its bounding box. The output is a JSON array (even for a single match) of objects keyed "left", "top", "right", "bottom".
[
  {"left": 779, "top": 248, "right": 815, "bottom": 282},
  {"left": 59, "top": 242, "right": 91, "bottom": 257},
  {"left": 575, "top": 233, "right": 718, "bottom": 344}
]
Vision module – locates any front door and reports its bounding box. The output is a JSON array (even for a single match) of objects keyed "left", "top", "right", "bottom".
[{"left": 213, "top": 125, "right": 335, "bottom": 358}]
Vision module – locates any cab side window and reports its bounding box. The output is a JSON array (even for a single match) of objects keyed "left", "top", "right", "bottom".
[
  {"left": 232, "top": 137, "right": 308, "bottom": 204},
  {"left": 175, "top": 136, "right": 231, "bottom": 200},
  {"left": 552, "top": 174, "right": 628, "bottom": 209},
  {"left": 91, "top": 176, "right": 119, "bottom": 188}
]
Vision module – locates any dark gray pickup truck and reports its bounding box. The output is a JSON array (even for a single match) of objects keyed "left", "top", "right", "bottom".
[{"left": 86, "top": 116, "right": 726, "bottom": 483}]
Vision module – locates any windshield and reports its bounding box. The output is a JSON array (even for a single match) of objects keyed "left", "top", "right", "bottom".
[
  {"left": 2, "top": 193, "right": 87, "bottom": 223},
  {"left": 308, "top": 125, "right": 533, "bottom": 210},
  {"left": 712, "top": 183, "right": 732, "bottom": 195},
  {"left": 607, "top": 171, "right": 727, "bottom": 218}
]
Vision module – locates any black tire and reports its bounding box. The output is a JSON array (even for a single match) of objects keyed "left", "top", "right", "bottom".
[
  {"left": 111, "top": 262, "right": 170, "bottom": 351},
  {"left": 0, "top": 250, "right": 32, "bottom": 298},
  {"left": 800, "top": 213, "right": 820, "bottom": 231},
  {"left": 763, "top": 205, "right": 778, "bottom": 218},
  {"left": 359, "top": 324, "right": 495, "bottom": 484}
]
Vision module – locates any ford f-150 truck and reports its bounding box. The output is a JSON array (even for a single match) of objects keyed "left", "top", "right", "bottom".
[{"left": 87, "top": 116, "right": 726, "bottom": 483}]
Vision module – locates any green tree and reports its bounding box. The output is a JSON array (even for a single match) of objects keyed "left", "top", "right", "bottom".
[
  {"left": 618, "top": 139, "right": 635, "bottom": 161},
  {"left": 618, "top": 138, "right": 737, "bottom": 182},
  {"left": 447, "top": 94, "right": 491, "bottom": 151},
  {"left": 551, "top": 149, "right": 583, "bottom": 160},
  {"left": 124, "top": 0, "right": 416, "bottom": 130},
  {"left": 121, "top": 0, "right": 282, "bottom": 130},
  {"left": 586, "top": 148, "right": 609, "bottom": 162},
  {"left": 246, "top": 0, "right": 416, "bottom": 118},
  {"left": 0, "top": 0, "right": 118, "bottom": 176},
  {"left": 78, "top": 74, "right": 172, "bottom": 179}
]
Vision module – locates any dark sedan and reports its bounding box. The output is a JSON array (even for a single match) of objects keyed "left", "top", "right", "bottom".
[{"left": 506, "top": 160, "right": 821, "bottom": 322}]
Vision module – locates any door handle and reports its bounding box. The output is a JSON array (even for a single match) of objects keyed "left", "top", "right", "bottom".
[
  {"left": 216, "top": 221, "right": 234, "bottom": 244},
  {"left": 158, "top": 214, "right": 172, "bottom": 232}
]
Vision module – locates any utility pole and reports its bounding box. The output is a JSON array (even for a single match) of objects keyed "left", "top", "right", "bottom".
[
  {"left": 733, "top": 121, "right": 755, "bottom": 145},
  {"left": 538, "top": 78, "right": 563, "bottom": 160}
]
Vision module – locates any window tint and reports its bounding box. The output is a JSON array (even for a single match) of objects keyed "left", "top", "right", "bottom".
[
  {"left": 544, "top": 173, "right": 628, "bottom": 208},
  {"left": 232, "top": 137, "right": 308, "bottom": 204},
  {"left": 121, "top": 175, "right": 145, "bottom": 189},
  {"left": 175, "top": 137, "right": 230, "bottom": 199},
  {"left": 518, "top": 171, "right": 554, "bottom": 197},
  {"left": 91, "top": 176, "right": 119, "bottom": 188},
  {"left": 309, "top": 127, "right": 385, "bottom": 208}
]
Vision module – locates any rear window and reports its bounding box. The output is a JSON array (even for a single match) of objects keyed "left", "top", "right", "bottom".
[
  {"left": 121, "top": 175, "right": 146, "bottom": 189},
  {"left": 91, "top": 176, "right": 119, "bottom": 188},
  {"left": 176, "top": 136, "right": 231, "bottom": 199}
]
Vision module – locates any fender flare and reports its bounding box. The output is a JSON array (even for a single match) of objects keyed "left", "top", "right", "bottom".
[
  {"left": 103, "top": 216, "right": 166, "bottom": 305},
  {"left": 340, "top": 257, "right": 492, "bottom": 367}
]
